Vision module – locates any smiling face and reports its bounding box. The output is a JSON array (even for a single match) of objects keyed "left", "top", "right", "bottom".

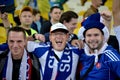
[
  {"left": 64, "top": 18, "right": 78, "bottom": 33},
  {"left": 8, "top": 31, "right": 27, "bottom": 59},
  {"left": 49, "top": 31, "right": 69, "bottom": 51},
  {"left": 84, "top": 28, "right": 104, "bottom": 53}
]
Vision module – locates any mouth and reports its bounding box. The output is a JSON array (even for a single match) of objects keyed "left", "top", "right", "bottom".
[
  {"left": 88, "top": 40, "right": 98, "bottom": 46},
  {"left": 56, "top": 41, "right": 62, "bottom": 46}
]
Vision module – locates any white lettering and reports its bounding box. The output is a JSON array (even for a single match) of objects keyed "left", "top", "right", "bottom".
[
  {"left": 48, "top": 56, "right": 54, "bottom": 68},
  {"left": 59, "top": 64, "right": 70, "bottom": 72}
]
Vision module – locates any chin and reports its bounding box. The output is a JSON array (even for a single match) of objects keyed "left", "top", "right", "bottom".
[{"left": 56, "top": 48, "right": 64, "bottom": 51}]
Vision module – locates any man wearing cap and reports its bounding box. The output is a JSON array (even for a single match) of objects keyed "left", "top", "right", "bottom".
[
  {"left": 78, "top": 13, "right": 120, "bottom": 80},
  {"left": 27, "top": 23, "right": 80, "bottom": 80},
  {"left": 40, "top": 11, "right": 79, "bottom": 45}
]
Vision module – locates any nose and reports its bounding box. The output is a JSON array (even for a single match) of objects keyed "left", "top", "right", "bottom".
[{"left": 13, "top": 42, "right": 18, "bottom": 47}]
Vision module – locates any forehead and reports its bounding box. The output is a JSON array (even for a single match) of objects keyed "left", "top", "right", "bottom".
[
  {"left": 20, "top": 11, "right": 33, "bottom": 16},
  {"left": 68, "top": 18, "right": 78, "bottom": 23},
  {"left": 85, "top": 28, "right": 102, "bottom": 34},
  {"left": 51, "top": 31, "right": 66, "bottom": 34},
  {"left": 8, "top": 31, "right": 25, "bottom": 39},
  {"left": 51, "top": 8, "right": 61, "bottom": 12}
]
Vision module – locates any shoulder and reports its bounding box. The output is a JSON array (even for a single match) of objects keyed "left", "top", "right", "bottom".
[
  {"left": 0, "top": 49, "right": 9, "bottom": 58},
  {"left": 67, "top": 43, "right": 81, "bottom": 55},
  {"left": 0, "top": 43, "right": 8, "bottom": 51},
  {"left": 114, "top": 25, "right": 120, "bottom": 31},
  {"left": 43, "top": 21, "right": 51, "bottom": 25},
  {"left": 104, "top": 46, "right": 120, "bottom": 61},
  {"left": 30, "top": 28, "right": 38, "bottom": 34}
]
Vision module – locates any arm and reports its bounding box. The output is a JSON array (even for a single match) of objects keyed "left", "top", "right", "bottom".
[
  {"left": 0, "top": 43, "right": 8, "bottom": 54},
  {"left": 27, "top": 41, "right": 48, "bottom": 57},
  {"left": 112, "top": 0, "right": 120, "bottom": 51},
  {"left": 71, "top": 39, "right": 84, "bottom": 49},
  {"left": 0, "top": 12, "right": 11, "bottom": 29},
  {"left": 112, "top": 0, "right": 120, "bottom": 26},
  {"left": 27, "top": 33, "right": 45, "bottom": 42},
  {"left": 100, "top": 10, "right": 112, "bottom": 32}
]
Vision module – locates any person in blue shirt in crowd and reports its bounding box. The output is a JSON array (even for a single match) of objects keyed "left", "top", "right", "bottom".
[
  {"left": 77, "top": 13, "right": 120, "bottom": 80},
  {"left": 27, "top": 23, "right": 80, "bottom": 80},
  {"left": 31, "top": 9, "right": 44, "bottom": 34}
]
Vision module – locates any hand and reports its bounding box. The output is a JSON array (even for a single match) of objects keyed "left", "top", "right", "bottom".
[
  {"left": 100, "top": 10, "right": 112, "bottom": 32},
  {"left": 27, "top": 36, "right": 35, "bottom": 41},
  {"left": 101, "top": 10, "right": 112, "bottom": 21},
  {"left": 71, "top": 39, "right": 84, "bottom": 49},
  {"left": 35, "top": 34, "right": 45, "bottom": 42},
  {"left": 0, "top": 12, "right": 8, "bottom": 20},
  {"left": 0, "top": 12, "right": 11, "bottom": 29}
]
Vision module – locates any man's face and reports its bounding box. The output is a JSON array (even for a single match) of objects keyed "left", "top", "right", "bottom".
[
  {"left": 50, "top": 8, "right": 62, "bottom": 22},
  {"left": 85, "top": 28, "right": 104, "bottom": 51},
  {"left": 20, "top": 11, "right": 33, "bottom": 27},
  {"left": 64, "top": 18, "right": 78, "bottom": 33},
  {"left": 8, "top": 31, "right": 26, "bottom": 59},
  {"left": 34, "top": 13, "right": 40, "bottom": 21},
  {"left": 50, "top": 31, "right": 69, "bottom": 51}
]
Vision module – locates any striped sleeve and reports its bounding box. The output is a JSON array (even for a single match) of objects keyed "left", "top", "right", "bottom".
[{"left": 105, "top": 50, "right": 120, "bottom": 61}]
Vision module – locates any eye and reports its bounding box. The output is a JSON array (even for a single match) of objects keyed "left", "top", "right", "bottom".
[
  {"left": 86, "top": 34, "right": 92, "bottom": 37},
  {"left": 9, "top": 40, "right": 14, "bottom": 43},
  {"left": 17, "top": 40, "right": 23, "bottom": 43},
  {"left": 94, "top": 34, "right": 99, "bottom": 37}
]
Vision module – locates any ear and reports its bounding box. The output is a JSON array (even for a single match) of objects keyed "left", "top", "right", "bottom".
[{"left": 66, "top": 33, "right": 70, "bottom": 41}]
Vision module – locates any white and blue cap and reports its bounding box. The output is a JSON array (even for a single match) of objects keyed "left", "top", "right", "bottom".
[
  {"left": 78, "top": 13, "right": 109, "bottom": 42},
  {"left": 50, "top": 23, "right": 69, "bottom": 33}
]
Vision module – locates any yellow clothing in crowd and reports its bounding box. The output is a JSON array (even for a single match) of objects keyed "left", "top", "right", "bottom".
[{"left": 0, "top": 27, "right": 7, "bottom": 44}]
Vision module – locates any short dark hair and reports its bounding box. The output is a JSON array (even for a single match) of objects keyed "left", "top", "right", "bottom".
[
  {"left": 59, "top": 11, "right": 78, "bottom": 23},
  {"left": 33, "top": 9, "right": 40, "bottom": 16},
  {"left": 7, "top": 27, "right": 26, "bottom": 39},
  {"left": 50, "top": 6, "right": 61, "bottom": 13}
]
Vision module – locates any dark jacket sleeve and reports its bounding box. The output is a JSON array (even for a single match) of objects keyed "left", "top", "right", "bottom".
[
  {"left": 29, "top": 53, "right": 41, "bottom": 80},
  {"left": 40, "top": 21, "right": 52, "bottom": 34},
  {"left": 0, "top": 50, "right": 9, "bottom": 79}
]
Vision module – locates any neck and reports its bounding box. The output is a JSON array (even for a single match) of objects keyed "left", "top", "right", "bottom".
[
  {"left": 50, "top": 19, "right": 59, "bottom": 24},
  {"left": 89, "top": 49, "right": 99, "bottom": 54},
  {"left": 21, "top": 25, "right": 31, "bottom": 30},
  {"left": 12, "top": 52, "right": 24, "bottom": 60},
  {"left": 12, "top": 54, "right": 23, "bottom": 60}
]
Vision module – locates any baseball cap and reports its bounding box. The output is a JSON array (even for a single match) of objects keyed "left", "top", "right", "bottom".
[{"left": 50, "top": 23, "right": 69, "bottom": 33}]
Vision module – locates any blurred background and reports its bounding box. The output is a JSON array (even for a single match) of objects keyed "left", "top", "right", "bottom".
[{"left": 0, "top": 0, "right": 112, "bottom": 43}]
